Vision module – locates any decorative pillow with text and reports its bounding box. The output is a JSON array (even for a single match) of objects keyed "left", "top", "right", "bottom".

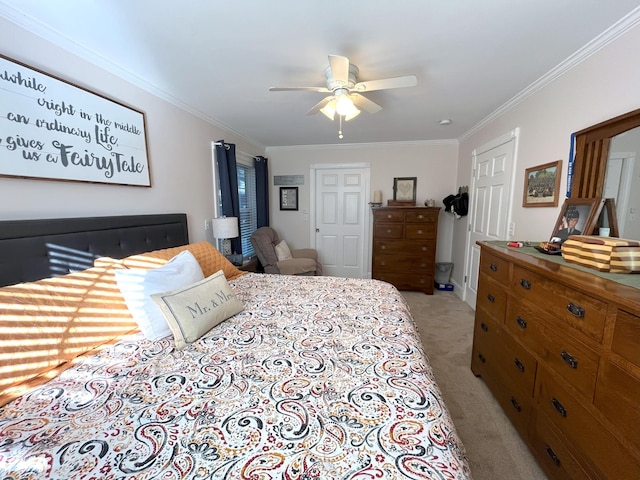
[{"left": 151, "top": 270, "right": 244, "bottom": 349}]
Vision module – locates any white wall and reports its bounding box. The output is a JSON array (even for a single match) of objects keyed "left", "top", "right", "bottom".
[
  {"left": 265, "top": 141, "right": 460, "bottom": 273},
  {"left": 452, "top": 23, "right": 640, "bottom": 290},
  {"left": 0, "top": 18, "right": 265, "bottom": 244}
]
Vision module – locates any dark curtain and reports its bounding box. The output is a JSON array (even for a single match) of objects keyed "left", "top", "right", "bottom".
[
  {"left": 254, "top": 156, "right": 269, "bottom": 227},
  {"left": 215, "top": 141, "right": 242, "bottom": 255}
]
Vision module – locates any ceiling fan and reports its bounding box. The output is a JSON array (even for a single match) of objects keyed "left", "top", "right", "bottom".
[{"left": 269, "top": 55, "right": 417, "bottom": 137}]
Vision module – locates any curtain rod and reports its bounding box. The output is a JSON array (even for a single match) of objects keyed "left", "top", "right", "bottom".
[{"left": 213, "top": 141, "right": 261, "bottom": 160}]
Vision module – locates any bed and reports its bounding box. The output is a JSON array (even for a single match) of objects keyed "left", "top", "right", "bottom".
[{"left": 0, "top": 214, "right": 471, "bottom": 479}]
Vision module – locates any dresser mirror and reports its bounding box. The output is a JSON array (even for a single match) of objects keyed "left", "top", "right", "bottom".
[{"left": 571, "top": 108, "right": 640, "bottom": 238}]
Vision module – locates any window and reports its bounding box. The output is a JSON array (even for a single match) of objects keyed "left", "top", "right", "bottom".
[{"left": 236, "top": 161, "right": 257, "bottom": 258}]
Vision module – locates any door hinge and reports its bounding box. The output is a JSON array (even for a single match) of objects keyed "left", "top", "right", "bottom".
[{"left": 464, "top": 275, "right": 467, "bottom": 283}]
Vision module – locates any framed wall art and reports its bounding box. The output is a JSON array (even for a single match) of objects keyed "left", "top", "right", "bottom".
[
  {"left": 523, "top": 160, "right": 562, "bottom": 207},
  {"left": 0, "top": 54, "right": 150, "bottom": 186},
  {"left": 392, "top": 177, "right": 417, "bottom": 203},
  {"left": 279, "top": 187, "right": 298, "bottom": 211}
]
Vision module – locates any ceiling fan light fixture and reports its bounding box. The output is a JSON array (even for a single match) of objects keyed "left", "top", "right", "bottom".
[
  {"left": 335, "top": 92, "right": 359, "bottom": 118},
  {"left": 344, "top": 108, "right": 361, "bottom": 121},
  {"left": 320, "top": 101, "right": 336, "bottom": 120}
]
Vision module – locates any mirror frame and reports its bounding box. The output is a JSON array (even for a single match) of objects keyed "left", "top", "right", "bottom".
[{"left": 571, "top": 108, "right": 640, "bottom": 199}]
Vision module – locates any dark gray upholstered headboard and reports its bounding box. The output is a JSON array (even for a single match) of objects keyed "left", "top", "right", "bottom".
[{"left": 0, "top": 213, "right": 189, "bottom": 287}]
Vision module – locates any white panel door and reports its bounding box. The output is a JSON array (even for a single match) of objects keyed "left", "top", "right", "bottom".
[
  {"left": 464, "top": 130, "right": 518, "bottom": 310},
  {"left": 313, "top": 166, "right": 369, "bottom": 278}
]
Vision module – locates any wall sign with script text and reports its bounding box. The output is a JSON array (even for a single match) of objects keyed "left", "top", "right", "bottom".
[{"left": 0, "top": 54, "right": 151, "bottom": 186}]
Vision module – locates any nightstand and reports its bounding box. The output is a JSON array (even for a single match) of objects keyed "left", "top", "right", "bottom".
[{"left": 238, "top": 258, "right": 260, "bottom": 272}]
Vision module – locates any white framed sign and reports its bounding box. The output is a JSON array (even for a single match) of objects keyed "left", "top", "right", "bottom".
[{"left": 0, "top": 54, "right": 151, "bottom": 186}]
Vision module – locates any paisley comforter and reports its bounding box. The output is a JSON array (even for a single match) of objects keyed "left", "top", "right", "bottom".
[{"left": 0, "top": 273, "right": 471, "bottom": 479}]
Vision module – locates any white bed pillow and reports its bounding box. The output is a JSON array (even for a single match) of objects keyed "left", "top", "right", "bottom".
[
  {"left": 115, "top": 250, "right": 204, "bottom": 340},
  {"left": 151, "top": 270, "right": 244, "bottom": 349},
  {"left": 274, "top": 240, "right": 293, "bottom": 261}
]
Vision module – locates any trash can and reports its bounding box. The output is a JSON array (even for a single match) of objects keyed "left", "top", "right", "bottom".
[{"left": 434, "top": 262, "right": 453, "bottom": 284}]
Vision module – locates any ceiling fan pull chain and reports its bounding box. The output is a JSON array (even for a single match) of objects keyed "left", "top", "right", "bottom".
[{"left": 338, "top": 115, "right": 344, "bottom": 139}]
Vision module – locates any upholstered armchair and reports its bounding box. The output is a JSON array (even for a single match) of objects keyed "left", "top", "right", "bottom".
[{"left": 250, "top": 227, "right": 322, "bottom": 276}]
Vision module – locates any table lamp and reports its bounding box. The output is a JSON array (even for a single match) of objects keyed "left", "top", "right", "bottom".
[{"left": 212, "top": 216, "right": 239, "bottom": 260}]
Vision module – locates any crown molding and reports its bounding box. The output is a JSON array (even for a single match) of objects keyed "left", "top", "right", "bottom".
[
  {"left": 0, "top": 3, "right": 265, "bottom": 150},
  {"left": 460, "top": 6, "right": 640, "bottom": 142}
]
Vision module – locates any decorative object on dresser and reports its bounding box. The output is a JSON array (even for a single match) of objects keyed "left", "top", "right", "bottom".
[
  {"left": 389, "top": 176, "right": 417, "bottom": 206},
  {"left": 471, "top": 241, "right": 640, "bottom": 480},
  {"left": 550, "top": 198, "right": 604, "bottom": 244},
  {"left": 372, "top": 206, "right": 439, "bottom": 294}
]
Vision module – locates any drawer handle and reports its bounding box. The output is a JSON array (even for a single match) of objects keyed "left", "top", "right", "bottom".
[
  {"left": 514, "top": 358, "right": 525, "bottom": 373},
  {"left": 417, "top": 215, "right": 424, "bottom": 219},
  {"left": 381, "top": 245, "right": 386, "bottom": 249},
  {"left": 519, "top": 278, "right": 531, "bottom": 289},
  {"left": 386, "top": 229, "right": 392, "bottom": 234},
  {"left": 551, "top": 397, "right": 567, "bottom": 417},
  {"left": 417, "top": 229, "right": 423, "bottom": 234},
  {"left": 386, "top": 214, "right": 392, "bottom": 219},
  {"left": 510, "top": 397, "right": 521, "bottom": 412},
  {"left": 481, "top": 322, "right": 488, "bottom": 332},
  {"left": 545, "top": 446, "right": 561, "bottom": 467},
  {"left": 478, "top": 353, "right": 486, "bottom": 363},
  {"left": 560, "top": 351, "right": 578, "bottom": 369},
  {"left": 566, "top": 302, "right": 585, "bottom": 318},
  {"left": 516, "top": 316, "right": 527, "bottom": 329},
  {"left": 490, "top": 263, "right": 498, "bottom": 272},
  {"left": 421, "top": 246, "right": 427, "bottom": 251},
  {"left": 487, "top": 293, "right": 495, "bottom": 303}
]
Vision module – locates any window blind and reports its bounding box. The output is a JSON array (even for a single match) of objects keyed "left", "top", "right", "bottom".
[{"left": 236, "top": 154, "right": 257, "bottom": 258}]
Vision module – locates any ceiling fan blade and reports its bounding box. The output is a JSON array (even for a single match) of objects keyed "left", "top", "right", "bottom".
[
  {"left": 351, "top": 93, "right": 382, "bottom": 114},
  {"left": 353, "top": 74, "right": 417, "bottom": 92},
  {"left": 328, "top": 55, "right": 350, "bottom": 87},
  {"left": 306, "top": 96, "right": 333, "bottom": 115},
  {"left": 269, "top": 86, "right": 331, "bottom": 93}
]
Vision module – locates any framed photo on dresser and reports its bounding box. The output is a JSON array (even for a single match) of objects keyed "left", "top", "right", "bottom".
[
  {"left": 392, "top": 177, "right": 417, "bottom": 203},
  {"left": 550, "top": 198, "right": 604, "bottom": 242}
]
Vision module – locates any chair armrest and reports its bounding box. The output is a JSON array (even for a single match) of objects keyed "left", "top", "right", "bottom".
[{"left": 291, "top": 248, "right": 318, "bottom": 261}]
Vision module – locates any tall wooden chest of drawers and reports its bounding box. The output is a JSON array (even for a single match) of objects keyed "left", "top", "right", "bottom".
[
  {"left": 372, "top": 207, "right": 439, "bottom": 294},
  {"left": 471, "top": 242, "right": 640, "bottom": 480}
]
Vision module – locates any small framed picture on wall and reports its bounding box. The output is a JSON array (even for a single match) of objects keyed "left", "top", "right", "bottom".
[{"left": 280, "top": 187, "right": 299, "bottom": 211}]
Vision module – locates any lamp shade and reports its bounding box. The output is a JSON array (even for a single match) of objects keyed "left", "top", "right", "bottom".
[{"left": 212, "top": 217, "right": 239, "bottom": 239}]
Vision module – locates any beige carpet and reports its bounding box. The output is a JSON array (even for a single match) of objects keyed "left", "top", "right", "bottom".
[{"left": 401, "top": 290, "right": 548, "bottom": 480}]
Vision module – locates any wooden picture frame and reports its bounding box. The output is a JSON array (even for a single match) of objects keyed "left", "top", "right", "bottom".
[
  {"left": 550, "top": 197, "right": 604, "bottom": 243},
  {"left": 0, "top": 53, "right": 150, "bottom": 187},
  {"left": 523, "top": 160, "right": 562, "bottom": 207},
  {"left": 393, "top": 177, "right": 417, "bottom": 203},
  {"left": 279, "top": 187, "right": 298, "bottom": 211}
]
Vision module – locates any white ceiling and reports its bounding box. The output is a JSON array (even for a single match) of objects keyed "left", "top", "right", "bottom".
[{"left": 2, "top": 1, "right": 639, "bottom": 147}]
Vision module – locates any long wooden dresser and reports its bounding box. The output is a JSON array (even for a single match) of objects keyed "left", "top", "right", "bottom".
[
  {"left": 372, "top": 206, "right": 439, "bottom": 294},
  {"left": 471, "top": 241, "right": 640, "bottom": 479}
]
